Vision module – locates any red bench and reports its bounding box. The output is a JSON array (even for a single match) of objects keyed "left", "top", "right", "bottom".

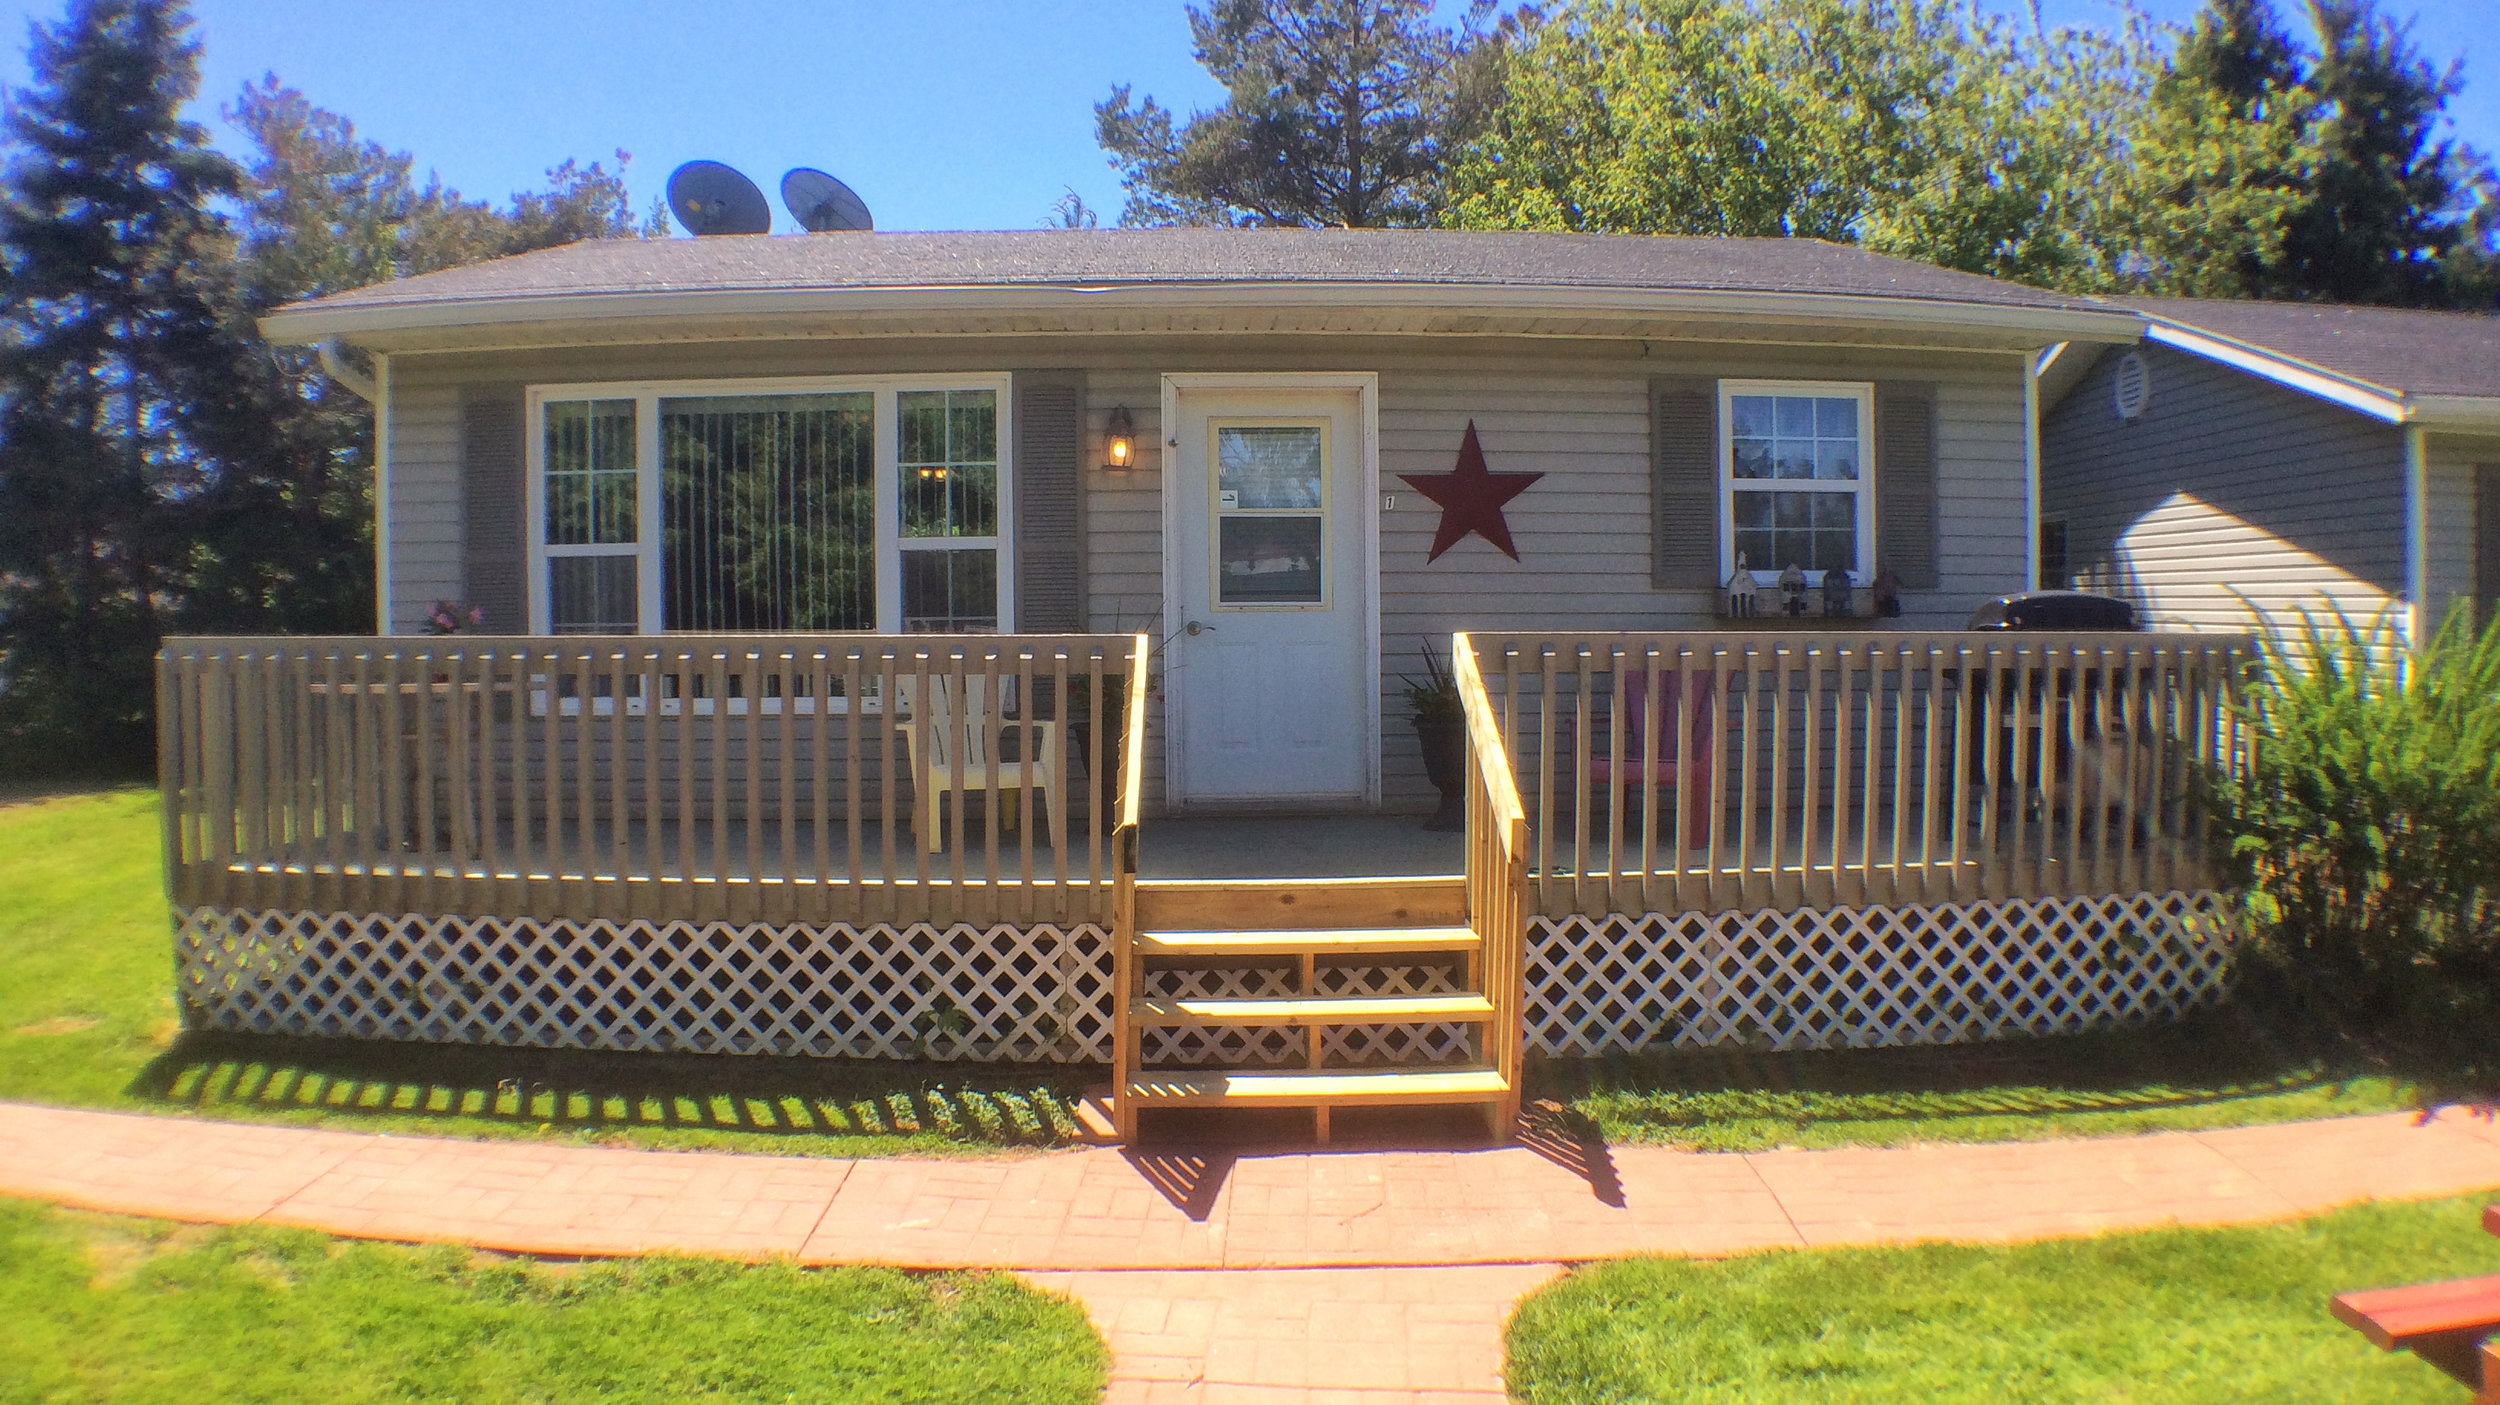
[{"left": 2330, "top": 1208, "right": 2500, "bottom": 1401}]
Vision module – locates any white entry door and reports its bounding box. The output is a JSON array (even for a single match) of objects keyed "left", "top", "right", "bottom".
[{"left": 1166, "top": 381, "right": 1373, "bottom": 806}]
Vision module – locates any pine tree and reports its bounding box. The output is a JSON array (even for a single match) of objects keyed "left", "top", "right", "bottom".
[
  {"left": 2273, "top": 0, "right": 2487, "bottom": 305},
  {"left": 0, "top": 0, "right": 239, "bottom": 775},
  {"left": 1097, "top": 0, "right": 1498, "bottom": 227}
]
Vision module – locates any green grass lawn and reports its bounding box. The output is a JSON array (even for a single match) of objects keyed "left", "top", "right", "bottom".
[
  {"left": 1505, "top": 1192, "right": 2500, "bottom": 1403},
  {"left": 0, "top": 788, "right": 1090, "bottom": 1156},
  {"left": 1524, "top": 1007, "right": 2457, "bottom": 1153},
  {"left": 0, "top": 1196, "right": 1106, "bottom": 1404}
]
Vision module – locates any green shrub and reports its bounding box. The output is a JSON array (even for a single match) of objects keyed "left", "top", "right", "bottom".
[{"left": 2204, "top": 604, "right": 2500, "bottom": 1061}]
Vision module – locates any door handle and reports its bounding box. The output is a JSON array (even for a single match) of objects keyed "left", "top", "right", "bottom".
[{"left": 1185, "top": 620, "right": 1215, "bottom": 637}]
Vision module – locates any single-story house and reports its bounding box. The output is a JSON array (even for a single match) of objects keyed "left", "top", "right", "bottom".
[
  {"left": 155, "top": 230, "right": 2244, "bottom": 1141},
  {"left": 2039, "top": 297, "right": 2500, "bottom": 640}
]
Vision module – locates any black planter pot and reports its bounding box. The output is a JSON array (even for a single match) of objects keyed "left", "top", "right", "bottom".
[{"left": 1413, "top": 713, "right": 1467, "bottom": 832}]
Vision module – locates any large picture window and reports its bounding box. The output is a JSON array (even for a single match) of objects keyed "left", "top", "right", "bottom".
[
  {"left": 527, "top": 377, "right": 1013, "bottom": 635},
  {"left": 1719, "top": 380, "right": 1875, "bottom": 582}
]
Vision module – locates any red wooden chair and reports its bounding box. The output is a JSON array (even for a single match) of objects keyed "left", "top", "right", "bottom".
[{"left": 1571, "top": 668, "right": 1716, "bottom": 845}]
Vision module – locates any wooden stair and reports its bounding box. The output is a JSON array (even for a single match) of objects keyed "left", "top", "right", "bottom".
[{"left": 1111, "top": 876, "right": 1519, "bottom": 1144}]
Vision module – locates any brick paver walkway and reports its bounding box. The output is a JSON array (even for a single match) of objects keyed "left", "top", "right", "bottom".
[{"left": 5, "top": 1100, "right": 2497, "bottom": 1401}]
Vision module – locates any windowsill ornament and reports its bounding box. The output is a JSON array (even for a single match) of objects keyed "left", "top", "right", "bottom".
[
  {"left": 1778, "top": 564, "right": 1808, "bottom": 617},
  {"left": 1821, "top": 567, "right": 1852, "bottom": 617},
  {"left": 1723, "top": 553, "right": 1759, "bottom": 618}
]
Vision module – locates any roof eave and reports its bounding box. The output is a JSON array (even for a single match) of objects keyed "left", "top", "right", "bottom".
[
  {"left": 2143, "top": 319, "right": 2410, "bottom": 422},
  {"left": 2411, "top": 396, "right": 2500, "bottom": 435},
  {"left": 259, "top": 280, "right": 2142, "bottom": 348}
]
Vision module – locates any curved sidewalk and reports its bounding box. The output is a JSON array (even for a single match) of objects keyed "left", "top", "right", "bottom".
[{"left": 6, "top": 1100, "right": 2499, "bottom": 1402}]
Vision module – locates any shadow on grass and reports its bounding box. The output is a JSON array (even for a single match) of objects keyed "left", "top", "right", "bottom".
[
  {"left": 126, "top": 1029, "right": 1103, "bottom": 1150},
  {"left": 1523, "top": 1003, "right": 2498, "bottom": 1145}
]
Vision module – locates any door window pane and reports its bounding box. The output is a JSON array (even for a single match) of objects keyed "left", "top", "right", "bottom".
[
  {"left": 899, "top": 389, "right": 999, "bottom": 539},
  {"left": 1216, "top": 426, "right": 1323, "bottom": 508},
  {"left": 1218, "top": 517, "right": 1324, "bottom": 604},
  {"left": 901, "top": 548, "right": 999, "bottom": 632},
  {"left": 545, "top": 400, "right": 637, "bottom": 545},
  {"left": 548, "top": 555, "right": 639, "bottom": 633},
  {"left": 660, "top": 393, "right": 875, "bottom": 631}
]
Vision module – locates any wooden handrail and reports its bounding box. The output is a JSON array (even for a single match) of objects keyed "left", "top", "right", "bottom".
[
  {"left": 1107, "top": 635, "right": 1153, "bottom": 1140},
  {"left": 1454, "top": 632, "right": 1530, "bottom": 1138},
  {"left": 1466, "top": 629, "right": 2250, "bottom": 921},
  {"left": 157, "top": 632, "right": 1147, "bottom": 930}
]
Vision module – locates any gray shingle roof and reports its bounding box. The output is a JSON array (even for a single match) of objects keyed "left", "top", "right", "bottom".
[
  {"left": 280, "top": 227, "right": 2110, "bottom": 316},
  {"left": 2125, "top": 296, "right": 2500, "bottom": 401}
]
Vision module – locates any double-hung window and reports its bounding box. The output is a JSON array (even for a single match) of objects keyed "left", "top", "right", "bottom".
[
  {"left": 1720, "top": 380, "right": 1875, "bottom": 582},
  {"left": 527, "top": 376, "right": 1013, "bottom": 635}
]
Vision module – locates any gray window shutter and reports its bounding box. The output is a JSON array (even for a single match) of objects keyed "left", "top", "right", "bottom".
[
  {"left": 1874, "top": 382, "right": 1938, "bottom": 590},
  {"left": 1651, "top": 377, "right": 1719, "bottom": 588},
  {"left": 1012, "top": 370, "right": 1087, "bottom": 631},
  {"left": 461, "top": 384, "right": 526, "bottom": 633}
]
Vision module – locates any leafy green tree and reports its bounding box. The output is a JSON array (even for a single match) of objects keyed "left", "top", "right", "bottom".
[
  {"left": 177, "top": 79, "right": 652, "bottom": 643},
  {"left": 0, "top": 0, "right": 240, "bottom": 775},
  {"left": 1098, "top": 0, "right": 1498, "bottom": 227},
  {"left": 2118, "top": 0, "right": 2315, "bottom": 296},
  {"left": 1443, "top": 0, "right": 2150, "bottom": 289}
]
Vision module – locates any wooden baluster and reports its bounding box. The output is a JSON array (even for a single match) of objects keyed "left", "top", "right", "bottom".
[
  {"left": 843, "top": 645, "right": 866, "bottom": 913},
  {"left": 979, "top": 643, "right": 1002, "bottom": 924},
  {"left": 1914, "top": 642, "right": 1940, "bottom": 904},
  {"left": 1798, "top": 636, "right": 1825, "bottom": 909},
  {"left": 777, "top": 644, "right": 798, "bottom": 918},
  {"left": 1635, "top": 645, "right": 1661, "bottom": 912},
  {"left": 811, "top": 645, "right": 832, "bottom": 909},
  {"left": 1016, "top": 646, "right": 1037, "bottom": 924},
  {"left": 1536, "top": 644, "right": 1556, "bottom": 917},
  {"left": 1569, "top": 644, "right": 1589, "bottom": 914},
  {"left": 606, "top": 639, "right": 629, "bottom": 917},
  {"left": 157, "top": 644, "right": 184, "bottom": 907},
  {"left": 1601, "top": 644, "right": 1626, "bottom": 902}
]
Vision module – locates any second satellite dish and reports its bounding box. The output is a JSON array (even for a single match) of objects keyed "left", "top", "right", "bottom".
[
  {"left": 667, "top": 161, "right": 772, "bottom": 236},
  {"left": 782, "top": 168, "right": 873, "bottom": 232}
]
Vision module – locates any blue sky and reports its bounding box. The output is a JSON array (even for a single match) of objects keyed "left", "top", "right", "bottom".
[{"left": 0, "top": 0, "right": 2489, "bottom": 235}]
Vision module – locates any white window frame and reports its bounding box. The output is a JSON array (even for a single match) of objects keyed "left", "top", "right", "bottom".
[
  {"left": 524, "top": 373, "right": 1016, "bottom": 637},
  {"left": 1717, "top": 379, "right": 1877, "bottom": 584}
]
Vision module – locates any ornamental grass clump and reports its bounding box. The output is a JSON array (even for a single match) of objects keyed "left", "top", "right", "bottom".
[{"left": 2207, "top": 606, "right": 2500, "bottom": 1063}]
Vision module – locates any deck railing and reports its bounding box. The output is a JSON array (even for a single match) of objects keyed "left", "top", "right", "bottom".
[
  {"left": 1463, "top": 630, "right": 2249, "bottom": 920},
  {"left": 158, "top": 632, "right": 1153, "bottom": 927},
  {"left": 1454, "top": 633, "right": 1531, "bottom": 1130}
]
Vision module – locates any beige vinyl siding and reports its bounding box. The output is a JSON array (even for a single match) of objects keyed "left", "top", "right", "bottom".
[
  {"left": 2041, "top": 343, "right": 2404, "bottom": 634},
  {"left": 386, "top": 335, "right": 2031, "bottom": 812},
  {"left": 383, "top": 378, "right": 463, "bottom": 634},
  {"left": 2421, "top": 431, "right": 2500, "bottom": 626}
]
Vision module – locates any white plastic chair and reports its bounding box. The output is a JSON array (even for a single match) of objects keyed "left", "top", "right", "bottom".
[{"left": 896, "top": 675, "right": 1063, "bottom": 854}]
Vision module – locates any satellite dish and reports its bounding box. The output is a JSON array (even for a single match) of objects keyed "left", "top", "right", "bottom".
[
  {"left": 781, "top": 168, "right": 873, "bottom": 233},
  {"left": 667, "top": 161, "right": 771, "bottom": 236}
]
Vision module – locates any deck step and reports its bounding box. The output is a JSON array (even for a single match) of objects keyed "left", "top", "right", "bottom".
[
  {"left": 1138, "top": 925, "right": 1478, "bottom": 957},
  {"left": 1130, "top": 994, "right": 1497, "bottom": 1027},
  {"left": 1123, "top": 1068, "right": 1509, "bottom": 1108},
  {"left": 1134, "top": 877, "right": 1466, "bottom": 931}
]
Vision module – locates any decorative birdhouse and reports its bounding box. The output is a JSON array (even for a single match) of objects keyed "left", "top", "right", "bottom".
[
  {"left": 1871, "top": 564, "right": 1904, "bottom": 619},
  {"left": 1821, "top": 568, "right": 1852, "bottom": 617},
  {"left": 1723, "top": 554, "right": 1759, "bottom": 618},
  {"left": 1778, "top": 564, "right": 1808, "bottom": 617}
]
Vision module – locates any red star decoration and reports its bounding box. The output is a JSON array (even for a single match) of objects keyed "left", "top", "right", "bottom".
[{"left": 1399, "top": 420, "right": 1542, "bottom": 562}]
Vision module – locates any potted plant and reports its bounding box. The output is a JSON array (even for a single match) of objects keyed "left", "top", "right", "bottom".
[{"left": 1404, "top": 639, "right": 1466, "bottom": 832}]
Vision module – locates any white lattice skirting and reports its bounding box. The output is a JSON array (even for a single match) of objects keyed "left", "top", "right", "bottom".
[
  {"left": 174, "top": 890, "right": 2233, "bottom": 1063},
  {"left": 1526, "top": 891, "right": 2236, "bottom": 1055}
]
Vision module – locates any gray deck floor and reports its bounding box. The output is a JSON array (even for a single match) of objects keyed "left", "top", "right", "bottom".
[{"left": 1139, "top": 815, "right": 1463, "bottom": 880}]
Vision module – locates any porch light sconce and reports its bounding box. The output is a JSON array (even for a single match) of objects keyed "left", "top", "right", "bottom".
[{"left": 1103, "top": 407, "right": 1136, "bottom": 471}]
